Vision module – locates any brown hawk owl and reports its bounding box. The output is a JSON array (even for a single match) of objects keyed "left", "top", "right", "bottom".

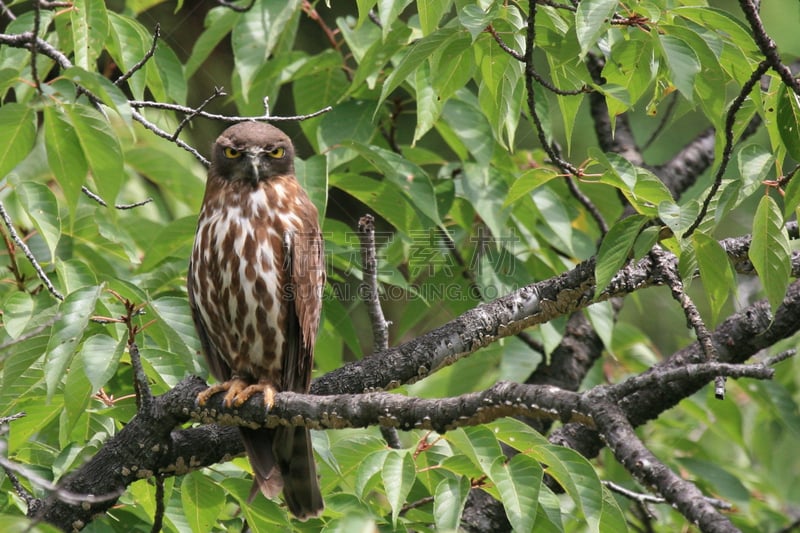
[{"left": 188, "top": 122, "right": 324, "bottom": 519}]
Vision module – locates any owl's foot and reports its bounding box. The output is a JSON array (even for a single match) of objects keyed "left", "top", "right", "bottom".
[
  {"left": 196, "top": 378, "right": 251, "bottom": 408},
  {"left": 232, "top": 380, "right": 277, "bottom": 409}
]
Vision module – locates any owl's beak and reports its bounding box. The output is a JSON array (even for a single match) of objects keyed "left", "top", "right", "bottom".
[{"left": 244, "top": 152, "right": 260, "bottom": 184}]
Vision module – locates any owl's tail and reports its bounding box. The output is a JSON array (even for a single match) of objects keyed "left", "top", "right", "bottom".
[{"left": 240, "top": 426, "right": 324, "bottom": 521}]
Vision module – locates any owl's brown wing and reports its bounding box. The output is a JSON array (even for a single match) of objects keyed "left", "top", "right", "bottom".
[
  {"left": 281, "top": 204, "right": 324, "bottom": 394},
  {"left": 187, "top": 260, "right": 231, "bottom": 382}
]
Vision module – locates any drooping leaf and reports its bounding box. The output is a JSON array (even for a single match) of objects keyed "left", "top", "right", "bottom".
[
  {"left": 0, "top": 103, "right": 36, "bottom": 178},
  {"left": 70, "top": 0, "right": 109, "bottom": 70},
  {"left": 505, "top": 168, "right": 560, "bottom": 206},
  {"left": 749, "top": 194, "right": 791, "bottom": 312},
  {"left": 14, "top": 180, "right": 62, "bottom": 263},
  {"left": 776, "top": 83, "right": 800, "bottom": 161},
  {"left": 381, "top": 450, "right": 416, "bottom": 525},
  {"left": 434, "top": 475, "right": 470, "bottom": 531},
  {"left": 659, "top": 34, "right": 701, "bottom": 102},
  {"left": 575, "top": 0, "right": 617, "bottom": 57},
  {"left": 595, "top": 215, "right": 649, "bottom": 294},
  {"left": 44, "top": 285, "right": 102, "bottom": 399},
  {"left": 181, "top": 471, "right": 226, "bottom": 533},
  {"left": 693, "top": 231, "right": 735, "bottom": 325},
  {"left": 43, "top": 105, "right": 87, "bottom": 216},
  {"left": 489, "top": 454, "right": 543, "bottom": 532}
]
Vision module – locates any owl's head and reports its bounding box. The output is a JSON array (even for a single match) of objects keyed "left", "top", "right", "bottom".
[{"left": 211, "top": 122, "right": 295, "bottom": 183}]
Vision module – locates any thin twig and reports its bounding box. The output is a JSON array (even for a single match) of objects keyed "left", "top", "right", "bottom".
[
  {"left": 357, "top": 215, "right": 401, "bottom": 448},
  {"left": 81, "top": 186, "right": 154, "bottom": 210},
  {"left": 358, "top": 214, "right": 390, "bottom": 351},
  {"left": 0, "top": 1, "right": 17, "bottom": 20},
  {"left": 602, "top": 480, "right": 733, "bottom": 510},
  {"left": 0, "top": 201, "right": 64, "bottom": 301},
  {"left": 115, "top": 24, "right": 160, "bottom": 87},
  {"left": 151, "top": 476, "right": 165, "bottom": 533},
  {"left": 129, "top": 99, "right": 333, "bottom": 123},
  {"left": 30, "top": 1, "right": 41, "bottom": 92},
  {"left": 172, "top": 87, "right": 225, "bottom": 141},
  {"left": 762, "top": 349, "right": 796, "bottom": 366},
  {"left": 648, "top": 247, "right": 719, "bottom": 374},
  {"left": 739, "top": 0, "right": 800, "bottom": 95},
  {"left": 131, "top": 109, "right": 210, "bottom": 166},
  {"left": 683, "top": 60, "right": 770, "bottom": 238}
]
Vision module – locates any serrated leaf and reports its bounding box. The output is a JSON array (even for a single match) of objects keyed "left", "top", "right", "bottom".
[
  {"left": 71, "top": 0, "right": 109, "bottom": 70},
  {"left": 532, "top": 446, "right": 604, "bottom": 533},
  {"left": 749, "top": 194, "right": 791, "bottom": 312},
  {"left": 355, "top": 449, "right": 388, "bottom": 499},
  {"left": 45, "top": 285, "right": 102, "bottom": 399},
  {"left": 181, "top": 471, "right": 225, "bottom": 533},
  {"left": 3, "top": 292, "right": 34, "bottom": 338},
  {"left": 434, "top": 475, "right": 470, "bottom": 531},
  {"left": 0, "top": 103, "right": 36, "bottom": 178},
  {"left": 232, "top": 0, "right": 300, "bottom": 97},
  {"left": 80, "top": 334, "right": 126, "bottom": 393},
  {"left": 659, "top": 199, "right": 700, "bottom": 240},
  {"left": 44, "top": 105, "right": 87, "bottom": 216},
  {"left": 489, "top": 454, "right": 543, "bottom": 532},
  {"left": 505, "top": 168, "right": 560, "bottom": 206},
  {"left": 737, "top": 144, "right": 775, "bottom": 204},
  {"left": 15, "top": 180, "right": 62, "bottom": 263},
  {"left": 376, "top": 26, "right": 459, "bottom": 112},
  {"left": 777, "top": 83, "right": 800, "bottom": 161},
  {"left": 65, "top": 104, "right": 124, "bottom": 206},
  {"left": 381, "top": 450, "right": 415, "bottom": 525},
  {"left": 595, "top": 215, "right": 649, "bottom": 294},
  {"left": 575, "top": 0, "right": 617, "bottom": 57},
  {"left": 693, "top": 231, "right": 734, "bottom": 325},
  {"left": 659, "top": 35, "right": 701, "bottom": 102}
]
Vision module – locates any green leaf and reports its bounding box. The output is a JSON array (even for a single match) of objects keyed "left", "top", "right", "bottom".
[
  {"left": 0, "top": 103, "right": 36, "bottom": 178},
  {"left": 737, "top": 144, "right": 775, "bottom": 204},
  {"left": 329, "top": 173, "right": 418, "bottom": 234},
  {"left": 65, "top": 104, "right": 124, "bottom": 206},
  {"left": 71, "top": 0, "right": 109, "bottom": 70},
  {"left": 80, "top": 334, "right": 126, "bottom": 393},
  {"left": 458, "top": 3, "right": 499, "bottom": 42},
  {"left": 3, "top": 292, "right": 34, "bottom": 338},
  {"left": 419, "top": 0, "right": 452, "bottom": 35},
  {"left": 181, "top": 471, "right": 225, "bottom": 533},
  {"left": 575, "top": 0, "right": 617, "bottom": 57},
  {"left": 443, "top": 95, "right": 495, "bottom": 166},
  {"left": 45, "top": 285, "right": 102, "bottom": 399},
  {"left": 749, "top": 194, "right": 791, "bottom": 312},
  {"left": 505, "top": 168, "right": 560, "bottom": 206},
  {"left": 44, "top": 105, "right": 88, "bottom": 216},
  {"left": 377, "top": 26, "right": 459, "bottom": 110},
  {"left": 431, "top": 34, "right": 475, "bottom": 103},
  {"left": 186, "top": 7, "right": 240, "bottom": 78},
  {"left": 381, "top": 450, "right": 415, "bottom": 525},
  {"left": 232, "top": 0, "right": 301, "bottom": 97},
  {"left": 693, "top": 231, "right": 735, "bottom": 325},
  {"left": 659, "top": 35, "right": 701, "bottom": 102},
  {"left": 14, "top": 180, "right": 61, "bottom": 263},
  {"left": 777, "top": 83, "right": 800, "bottom": 161},
  {"left": 658, "top": 200, "right": 700, "bottom": 239},
  {"left": 295, "top": 155, "right": 329, "bottom": 224},
  {"left": 139, "top": 215, "right": 197, "bottom": 271},
  {"left": 355, "top": 449, "right": 389, "bottom": 499},
  {"left": 489, "top": 454, "right": 543, "bottom": 532},
  {"left": 448, "top": 426, "right": 505, "bottom": 477},
  {"left": 106, "top": 13, "right": 150, "bottom": 99},
  {"left": 595, "top": 215, "right": 649, "bottom": 294},
  {"left": 377, "top": 0, "right": 412, "bottom": 40},
  {"left": 434, "top": 475, "right": 470, "bottom": 530}
]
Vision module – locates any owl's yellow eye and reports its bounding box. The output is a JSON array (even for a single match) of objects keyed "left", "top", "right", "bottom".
[
  {"left": 267, "top": 147, "right": 285, "bottom": 159},
  {"left": 224, "top": 147, "right": 241, "bottom": 159}
]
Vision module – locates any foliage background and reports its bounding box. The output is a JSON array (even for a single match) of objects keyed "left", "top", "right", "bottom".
[{"left": 1, "top": 0, "right": 799, "bottom": 532}]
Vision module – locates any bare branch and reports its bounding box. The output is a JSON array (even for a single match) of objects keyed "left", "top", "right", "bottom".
[
  {"left": 358, "top": 214, "right": 390, "bottom": 351},
  {"left": 81, "top": 186, "right": 153, "bottom": 210},
  {"left": 683, "top": 60, "right": 771, "bottom": 238},
  {"left": 115, "top": 23, "right": 160, "bottom": 87},
  {"left": 0, "top": 201, "right": 64, "bottom": 301},
  {"left": 128, "top": 99, "right": 333, "bottom": 123}
]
